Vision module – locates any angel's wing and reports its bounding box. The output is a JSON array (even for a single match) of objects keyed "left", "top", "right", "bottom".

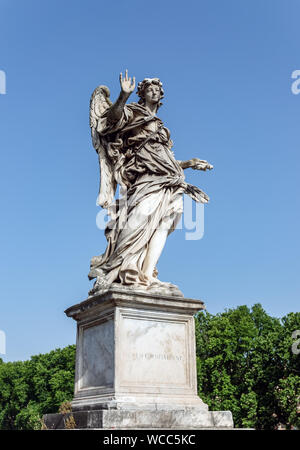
[{"left": 90, "top": 85, "right": 116, "bottom": 209}]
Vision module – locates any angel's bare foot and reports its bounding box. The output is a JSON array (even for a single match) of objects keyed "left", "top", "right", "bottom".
[{"left": 147, "top": 276, "right": 172, "bottom": 287}]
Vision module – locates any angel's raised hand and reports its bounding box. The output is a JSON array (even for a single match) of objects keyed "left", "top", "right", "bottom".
[{"left": 120, "top": 69, "right": 136, "bottom": 94}]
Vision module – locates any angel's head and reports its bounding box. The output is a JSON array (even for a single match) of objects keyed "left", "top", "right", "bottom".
[{"left": 137, "top": 78, "right": 164, "bottom": 110}]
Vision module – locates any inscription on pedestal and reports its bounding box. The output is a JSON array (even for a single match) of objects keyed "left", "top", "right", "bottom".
[
  {"left": 119, "top": 314, "right": 189, "bottom": 387},
  {"left": 131, "top": 352, "right": 183, "bottom": 361}
]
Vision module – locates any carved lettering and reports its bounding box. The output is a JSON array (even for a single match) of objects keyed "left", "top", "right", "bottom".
[{"left": 131, "top": 352, "right": 183, "bottom": 361}]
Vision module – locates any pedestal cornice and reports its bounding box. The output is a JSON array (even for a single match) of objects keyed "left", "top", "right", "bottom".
[{"left": 65, "top": 287, "right": 205, "bottom": 322}]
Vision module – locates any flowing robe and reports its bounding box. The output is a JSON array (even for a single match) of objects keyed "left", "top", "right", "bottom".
[{"left": 89, "top": 102, "right": 185, "bottom": 287}]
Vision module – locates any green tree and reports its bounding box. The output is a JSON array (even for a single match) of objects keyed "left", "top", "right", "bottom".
[
  {"left": 195, "top": 304, "right": 300, "bottom": 429},
  {"left": 0, "top": 345, "right": 75, "bottom": 430}
]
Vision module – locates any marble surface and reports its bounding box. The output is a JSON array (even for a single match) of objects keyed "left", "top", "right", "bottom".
[
  {"left": 44, "top": 408, "right": 234, "bottom": 429},
  {"left": 119, "top": 317, "right": 187, "bottom": 386},
  {"left": 70, "top": 288, "right": 206, "bottom": 411},
  {"left": 81, "top": 319, "right": 114, "bottom": 389},
  {"left": 61, "top": 288, "right": 234, "bottom": 428}
]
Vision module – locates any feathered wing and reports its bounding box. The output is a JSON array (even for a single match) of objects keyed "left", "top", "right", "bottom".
[{"left": 90, "top": 85, "right": 116, "bottom": 209}]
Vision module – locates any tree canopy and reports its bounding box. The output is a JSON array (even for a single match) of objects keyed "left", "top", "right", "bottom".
[
  {"left": 0, "top": 345, "right": 75, "bottom": 429},
  {"left": 195, "top": 304, "right": 300, "bottom": 429}
]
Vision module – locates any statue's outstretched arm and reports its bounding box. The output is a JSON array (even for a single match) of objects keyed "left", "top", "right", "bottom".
[
  {"left": 107, "top": 70, "right": 136, "bottom": 123},
  {"left": 178, "top": 158, "right": 213, "bottom": 171}
]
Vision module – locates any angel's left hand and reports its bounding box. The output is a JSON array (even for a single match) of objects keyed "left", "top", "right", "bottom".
[{"left": 189, "top": 158, "right": 213, "bottom": 171}]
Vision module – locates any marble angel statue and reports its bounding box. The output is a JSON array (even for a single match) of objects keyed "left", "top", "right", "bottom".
[{"left": 88, "top": 70, "right": 213, "bottom": 296}]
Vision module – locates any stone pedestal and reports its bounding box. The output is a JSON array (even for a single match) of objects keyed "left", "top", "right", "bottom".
[{"left": 44, "top": 288, "right": 233, "bottom": 429}]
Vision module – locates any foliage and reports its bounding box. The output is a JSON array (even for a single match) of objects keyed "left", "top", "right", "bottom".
[
  {"left": 195, "top": 304, "right": 300, "bottom": 429},
  {"left": 0, "top": 345, "right": 75, "bottom": 430}
]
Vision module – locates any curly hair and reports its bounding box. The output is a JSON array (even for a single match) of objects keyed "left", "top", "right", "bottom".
[{"left": 136, "top": 78, "right": 164, "bottom": 109}]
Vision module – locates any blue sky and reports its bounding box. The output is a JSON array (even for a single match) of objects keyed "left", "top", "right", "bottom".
[{"left": 0, "top": 0, "right": 299, "bottom": 362}]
